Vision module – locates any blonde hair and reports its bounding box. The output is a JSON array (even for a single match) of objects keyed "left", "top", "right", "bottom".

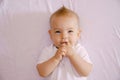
[{"left": 50, "top": 6, "right": 80, "bottom": 26}]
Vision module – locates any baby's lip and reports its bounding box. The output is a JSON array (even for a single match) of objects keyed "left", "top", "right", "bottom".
[{"left": 60, "top": 42, "right": 68, "bottom": 45}]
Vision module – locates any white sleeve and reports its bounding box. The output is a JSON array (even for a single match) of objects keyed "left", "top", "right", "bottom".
[
  {"left": 72, "top": 46, "right": 93, "bottom": 77},
  {"left": 79, "top": 47, "right": 92, "bottom": 64},
  {"left": 37, "top": 47, "right": 52, "bottom": 64}
]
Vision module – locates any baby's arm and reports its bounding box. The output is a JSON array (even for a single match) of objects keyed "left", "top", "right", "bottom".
[
  {"left": 63, "top": 44, "right": 93, "bottom": 77},
  {"left": 68, "top": 53, "right": 93, "bottom": 77},
  {"left": 36, "top": 49, "right": 64, "bottom": 77}
]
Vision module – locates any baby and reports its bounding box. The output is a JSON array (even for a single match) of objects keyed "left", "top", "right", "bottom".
[{"left": 37, "top": 6, "right": 93, "bottom": 80}]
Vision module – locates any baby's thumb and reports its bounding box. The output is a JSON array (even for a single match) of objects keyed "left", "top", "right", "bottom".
[{"left": 61, "top": 52, "right": 66, "bottom": 57}]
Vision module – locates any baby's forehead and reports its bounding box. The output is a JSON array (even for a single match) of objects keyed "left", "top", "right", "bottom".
[
  {"left": 51, "top": 23, "right": 79, "bottom": 30},
  {"left": 51, "top": 14, "right": 78, "bottom": 21},
  {"left": 51, "top": 16, "right": 79, "bottom": 26}
]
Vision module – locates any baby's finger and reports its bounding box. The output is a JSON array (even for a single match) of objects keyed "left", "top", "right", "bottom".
[
  {"left": 61, "top": 52, "right": 65, "bottom": 57},
  {"left": 60, "top": 47, "right": 67, "bottom": 52},
  {"left": 67, "top": 42, "right": 71, "bottom": 47},
  {"left": 57, "top": 50, "right": 65, "bottom": 57},
  {"left": 61, "top": 43, "right": 66, "bottom": 47}
]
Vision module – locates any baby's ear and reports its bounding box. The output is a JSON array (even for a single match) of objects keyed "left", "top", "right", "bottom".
[
  {"left": 77, "top": 29, "right": 81, "bottom": 37},
  {"left": 48, "top": 29, "right": 53, "bottom": 38},
  {"left": 48, "top": 29, "right": 51, "bottom": 35}
]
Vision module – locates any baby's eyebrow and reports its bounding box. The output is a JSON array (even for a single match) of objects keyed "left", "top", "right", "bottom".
[
  {"left": 52, "top": 28, "right": 61, "bottom": 30},
  {"left": 67, "top": 28, "right": 74, "bottom": 30}
]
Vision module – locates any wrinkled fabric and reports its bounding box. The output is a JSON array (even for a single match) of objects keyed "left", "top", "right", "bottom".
[{"left": 0, "top": 0, "right": 120, "bottom": 80}]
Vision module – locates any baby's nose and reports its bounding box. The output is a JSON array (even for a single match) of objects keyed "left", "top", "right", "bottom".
[{"left": 62, "top": 33, "right": 68, "bottom": 39}]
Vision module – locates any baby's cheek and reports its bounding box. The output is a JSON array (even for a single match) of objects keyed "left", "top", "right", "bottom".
[{"left": 56, "top": 38, "right": 61, "bottom": 43}]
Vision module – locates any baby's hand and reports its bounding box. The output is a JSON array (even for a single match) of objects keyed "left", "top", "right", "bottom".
[
  {"left": 60, "top": 43, "right": 75, "bottom": 58},
  {"left": 54, "top": 47, "right": 66, "bottom": 61}
]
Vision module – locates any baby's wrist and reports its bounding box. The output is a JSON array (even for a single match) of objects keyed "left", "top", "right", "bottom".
[
  {"left": 67, "top": 50, "right": 76, "bottom": 58},
  {"left": 54, "top": 54, "right": 62, "bottom": 62},
  {"left": 67, "top": 53, "right": 74, "bottom": 58}
]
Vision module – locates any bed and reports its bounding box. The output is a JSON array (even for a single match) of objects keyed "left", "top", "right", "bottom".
[{"left": 0, "top": 0, "right": 120, "bottom": 80}]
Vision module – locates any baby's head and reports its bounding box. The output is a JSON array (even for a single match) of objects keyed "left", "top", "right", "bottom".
[{"left": 49, "top": 6, "right": 81, "bottom": 48}]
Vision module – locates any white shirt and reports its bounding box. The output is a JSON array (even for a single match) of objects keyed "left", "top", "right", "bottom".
[{"left": 37, "top": 43, "right": 92, "bottom": 80}]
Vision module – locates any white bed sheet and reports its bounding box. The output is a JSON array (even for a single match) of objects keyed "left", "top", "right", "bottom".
[{"left": 0, "top": 0, "right": 120, "bottom": 80}]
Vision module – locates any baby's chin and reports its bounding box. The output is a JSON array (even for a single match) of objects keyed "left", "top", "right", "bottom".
[{"left": 54, "top": 43, "right": 75, "bottom": 48}]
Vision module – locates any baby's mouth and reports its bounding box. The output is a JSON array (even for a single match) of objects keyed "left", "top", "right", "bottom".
[{"left": 60, "top": 42, "right": 68, "bottom": 45}]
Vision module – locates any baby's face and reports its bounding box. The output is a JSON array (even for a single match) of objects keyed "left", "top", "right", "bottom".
[{"left": 49, "top": 16, "right": 81, "bottom": 48}]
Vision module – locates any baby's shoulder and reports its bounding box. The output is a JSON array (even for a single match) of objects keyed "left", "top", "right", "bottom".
[{"left": 75, "top": 43, "right": 85, "bottom": 49}]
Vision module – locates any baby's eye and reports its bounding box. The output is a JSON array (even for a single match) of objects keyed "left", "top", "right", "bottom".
[
  {"left": 55, "top": 31, "right": 61, "bottom": 34},
  {"left": 68, "top": 30, "right": 73, "bottom": 33}
]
